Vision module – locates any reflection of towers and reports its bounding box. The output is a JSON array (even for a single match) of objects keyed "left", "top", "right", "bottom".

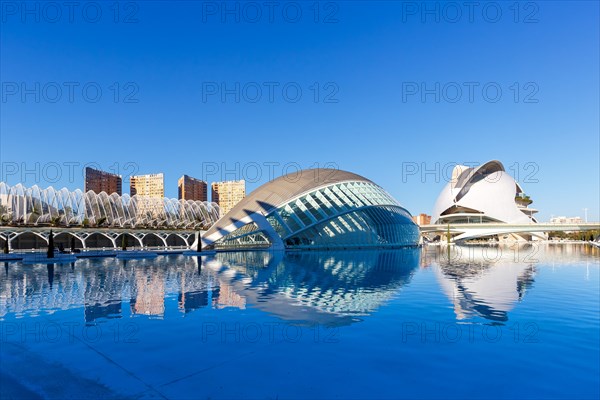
[
  {"left": 85, "top": 302, "right": 122, "bottom": 323},
  {"left": 83, "top": 263, "right": 124, "bottom": 323},
  {"left": 175, "top": 257, "right": 247, "bottom": 311},
  {"left": 178, "top": 269, "right": 211, "bottom": 313},
  {"left": 131, "top": 268, "right": 165, "bottom": 317},
  {"left": 178, "top": 289, "right": 209, "bottom": 313},
  {"left": 213, "top": 281, "right": 246, "bottom": 309}
]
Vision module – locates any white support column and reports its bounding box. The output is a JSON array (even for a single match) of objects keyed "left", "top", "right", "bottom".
[
  {"left": 72, "top": 233, "right": 88, "bottom": 249},
  {"left": 157, "top": 233, "right": 169, "bottom": 248},
  {"left": 131, "top": 233, "right": 145, "bottom": 248}
]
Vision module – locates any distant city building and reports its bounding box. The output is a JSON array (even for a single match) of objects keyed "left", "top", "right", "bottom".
[
  {"left": 211, "top": 180, "right": 246, "bottom": 217},
  {"left": 178, "top": 175, "right": 208, "bottom": 202},
  {"left": 130, "top": 173, "right": 164, "bottom": 198},
  {"left": 550, "top": 216, "right": 583, "bottom": 224},
  {"left": 412, "top": 213, "right": 431, "bottom": 225},
  {"left": 84, "top": 167, "right": 122, "bottom": 195}
]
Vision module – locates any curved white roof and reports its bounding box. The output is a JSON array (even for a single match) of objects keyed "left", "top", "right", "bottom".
[
  {"left": 204, "top": 168, "right": 377, "bottom": 238},
  {"left": 431, "top": 160, "right": 537, "bottom": 225}
]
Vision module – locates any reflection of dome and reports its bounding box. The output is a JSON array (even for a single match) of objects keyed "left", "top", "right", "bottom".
[
  {"left": 207, "top": 249, "right": 420, "bottom": 326},
  {"left": 202, "top": 169, "right": 419, "bottom": 250},
  {"left": 431, "top": 161, "right": 538, "bottom": 228},
  {"left": 433, "top": 246, "right": 536, "bottom": 322}
]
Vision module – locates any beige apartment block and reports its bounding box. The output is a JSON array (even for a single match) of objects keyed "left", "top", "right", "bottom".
[
  {"left": 211, "top": 180, "right": 246, "bottom": 217},
  {"left": 130, "top": 173, "right": 165, "bottom": 198}
]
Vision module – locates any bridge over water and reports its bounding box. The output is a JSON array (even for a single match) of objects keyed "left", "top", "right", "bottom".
[
  {"left": 420, "top": 222, "right": 600, "bottom": 241},
  {"left": 0, "top": 226, "right": 201, "bottom": 250},
  {"left": 1, "top": 222, "right": 598, "bottom": 250}
]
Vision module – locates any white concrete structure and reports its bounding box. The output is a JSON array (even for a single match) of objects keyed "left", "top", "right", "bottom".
[
  {"left": 0, "top": 182, "right": 220, "bottom": 229},
  {"left": 201, "top": 168, "right": 419, "bottom": 250},
  {"left": 420, "top": 222, "right": 599, "bottom": 242},
  {"left": 431, "top": 160, "right": 541, "bottom": 241}
]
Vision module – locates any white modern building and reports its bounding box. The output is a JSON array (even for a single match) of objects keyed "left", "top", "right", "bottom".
[{"left": 431, "top": 160, "right": 543, "bottom": 241}]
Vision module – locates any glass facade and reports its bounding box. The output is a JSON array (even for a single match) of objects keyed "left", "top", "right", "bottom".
[
  {"left": 213, "top": 181, "right": 419, "bottom": 250},
  {"left": 213, "top": 223, "right": 271, "bottom": 249}
]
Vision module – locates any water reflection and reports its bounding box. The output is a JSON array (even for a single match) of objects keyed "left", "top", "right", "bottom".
[
  {"left": 210, "top": 249, "right": 420, "bottom": 325},
  {"left": 1, "top": 256, "right": 204, "bottom": 322},
  {"left": 0, "top": 249, "right": 420, "bottom": 326},
  {"left": 423, "top": 244, "right": 544, "bottom": 323}
]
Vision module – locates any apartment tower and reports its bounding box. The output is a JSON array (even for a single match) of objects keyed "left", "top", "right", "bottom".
[
  {"left": 211, "top": 180, "right": 246, "bottom": 217},
  {"left": 178, "top": 175, "right": 208, "bottom": 202},
  {"left": 84, "top": 167, "right": 122, "bottom": 195},
  {"left": 130, "top": 173, "right": 165, "bottom": 198}
]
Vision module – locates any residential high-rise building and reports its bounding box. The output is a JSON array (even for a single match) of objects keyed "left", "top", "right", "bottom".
[
  {"left": 130, "top": 173, "right": 164, "bottom": 198},
  {"left": 211, "top": 180, "right": 245, "bottom": 217},
  {"left": 178, "top": 175, "right": 208, "bottom": 202},
  {"left": 412, "top": 213, "right": 432, "bottom": 226},
  {"left": 84, "top": 167, "right": 122, "bottom": 195}
]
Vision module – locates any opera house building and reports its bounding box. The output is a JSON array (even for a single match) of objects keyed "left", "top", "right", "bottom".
[
  {"left": 202, "top": 169, "right": 419, "bottom": 250},
  {"left": 431, "top": 160, "right": 541, "bottom": 241}
]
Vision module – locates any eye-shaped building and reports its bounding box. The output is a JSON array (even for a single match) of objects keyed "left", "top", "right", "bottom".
[
  {"left": 431, "top": 160, "right": 538, "bottom": 226},
  {"left": 202, "top": 169, "right": 419, "bottom": 250}
]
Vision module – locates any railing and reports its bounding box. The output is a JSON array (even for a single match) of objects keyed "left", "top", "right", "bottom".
[
  {"left": 7, "top": 245, "right": 191, "bottom": 254},
  {"left": 422, "top": 222, "right": 600, "bottom": 228}
]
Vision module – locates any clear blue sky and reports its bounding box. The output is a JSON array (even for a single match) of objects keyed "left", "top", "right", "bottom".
[{"left": 1, "top": 1, "right": 598, "bottom": 221}]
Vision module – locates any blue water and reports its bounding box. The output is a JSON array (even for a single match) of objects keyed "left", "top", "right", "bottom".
[{"left": 1, "top": 244, "right": 598, "bottom": 399}]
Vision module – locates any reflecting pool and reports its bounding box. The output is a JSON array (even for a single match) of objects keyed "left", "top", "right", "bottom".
[{"left": 1, "top": 244, "right": 598, "bottom": 399}]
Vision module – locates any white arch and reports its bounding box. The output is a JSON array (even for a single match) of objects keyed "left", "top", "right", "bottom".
[{"left": 0, "top": 182, "right": 221, "bottom": 230}]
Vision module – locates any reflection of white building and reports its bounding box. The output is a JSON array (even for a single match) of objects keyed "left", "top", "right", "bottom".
[
  {"left": 431, "top": 160, "right": 542, "bottom": 241},
  {"left": 433, "top": 245, "right": 536, "bottom": 322}
]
